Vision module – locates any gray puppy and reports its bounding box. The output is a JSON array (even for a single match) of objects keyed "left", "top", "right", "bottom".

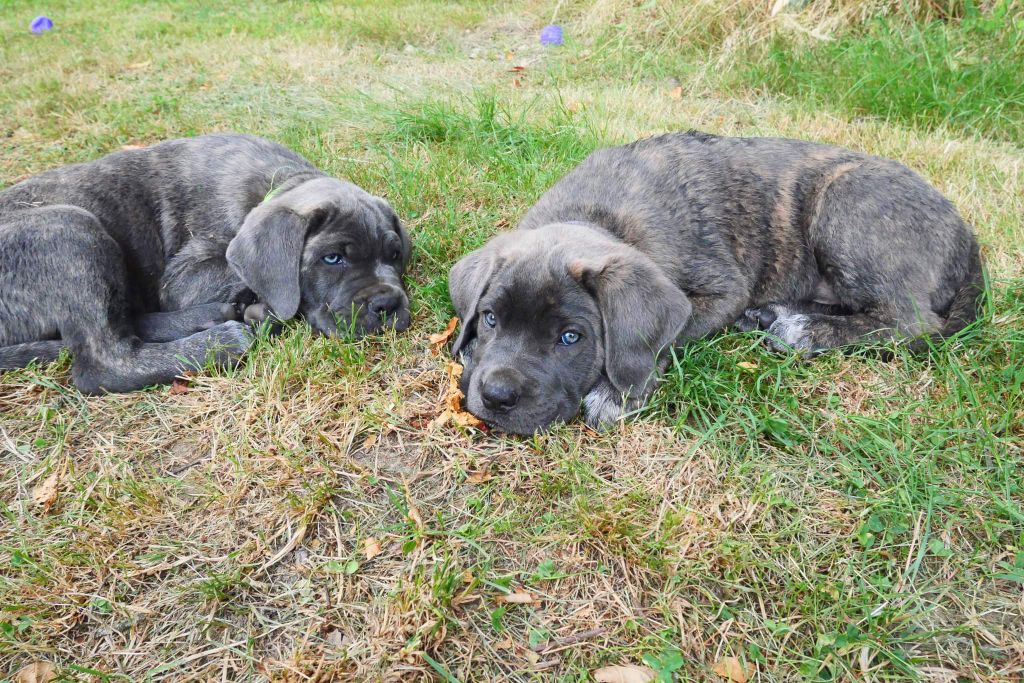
[
  {"left": 0, "top": 134, "right": 411, "bottom": 393},
  {"left": 449, "top": 131, "right": 983, "bottom": 434}
]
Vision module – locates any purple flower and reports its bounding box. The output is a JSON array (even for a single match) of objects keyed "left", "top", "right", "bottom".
[
  {"left": 540, "top": 24, "right": 563, "bottom": 46},
  {"left": 31, "top": 15, "right": 54, "bottom": 33}
]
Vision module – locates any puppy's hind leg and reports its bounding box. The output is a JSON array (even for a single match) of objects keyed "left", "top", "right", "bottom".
[
  {"left": 740, "top": 302, "right": 918, "bottom": 354},
  {"left": 17, "top": 210, "right": 253, "bottom": 393},
  {"left": 71, "top": 321, "right": 253, "bottom": 394}
]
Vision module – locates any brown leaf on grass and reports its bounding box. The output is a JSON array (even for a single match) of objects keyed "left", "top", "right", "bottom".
[
  {"left": 593, "top": 664, "right": 657, "bottom": 683},
  {"left": 512, "top": 78, "right": 522, "bottom": 88},
  {"left": 407, "top": 504, "right": 424, "bottom": 530},
  {"left": 170, "top": 378, "right": 190, "bottom": 395},
  {"left": 430, "top": 361, "right": 483, "bottom": 430},
  {"left": 669, "top": 85, "right": 683, "bottom": 100},
  {"left": 494, "top": 636, "right": 514, "bottom": 650},
  {"left": 363, "top": 537, "right": 382, "bottom": 560},
  {"left": 361, "top": 433, "right": 378, "bottom": 450},
  {"left": 497, "top": 591, "right": 536, "bottom": 604},
  {"left": 427, "top": 317, "right": 459, "bottom": 355},
  {"left": 509, "top": 65, "right": 526, "bottom": 72},
  {"left": 465, "top": 469, "right": 492, "bottom": 484},
  {"left": 712, "top": 656, "right": 752, "bottom": 682},
  {"left": 32, "top": 468, "right": 61, "bottom": 509},
  {"left": 13, "top": 661, "right": 57, "bottom": 683},
  {"left": 737, "top": 361, "right": 758, "bottom": 370}
]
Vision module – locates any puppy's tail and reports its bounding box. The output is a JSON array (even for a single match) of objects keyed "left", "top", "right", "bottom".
[
  {"left": 940, "top": 240, "right": 985, "bottom": 338},
  {"left": 0, "top": 340, "right": 66, "bottom": 370}
]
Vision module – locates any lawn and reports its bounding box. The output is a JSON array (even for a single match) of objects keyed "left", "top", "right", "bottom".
[{"left": 1, "top": 1, "right": 1022, "bottom": 681}]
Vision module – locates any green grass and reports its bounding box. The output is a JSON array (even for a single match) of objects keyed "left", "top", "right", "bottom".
[
  {"left": 1, "top": 0, "right": 1023, "bottom": 681},
  {"left": 743, "top": 7, "right": 1024, "bottom": 145}
]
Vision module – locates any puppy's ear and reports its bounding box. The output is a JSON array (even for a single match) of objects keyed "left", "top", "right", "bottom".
[
  {"left": 449, "top": 246, "right": 496, "bottom": 356},
  {"left": 226, "top": 204, "right": 314, "bottom": 321},
  {"left": 378, "top": 198, "right": 412, "bottom": 267},
  {"left": 572, "top": 249, "right": 691, "bottom": 398}
]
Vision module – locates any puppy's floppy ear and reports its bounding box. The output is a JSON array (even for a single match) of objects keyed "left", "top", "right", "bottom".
[
  {"left": 377, "top": 198, "right": 412, "bottom": 267},
  {"left": 571, "top": 249, "right": 691, "bottom": 398},
  {"left": 449, "top": 246, "right": 497, "bottom": 356},
  {"left": 226, "top": 203, "right": 314, "bottom": 321}
]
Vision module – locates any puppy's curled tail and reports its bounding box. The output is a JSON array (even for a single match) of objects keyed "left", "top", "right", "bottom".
[
  {"left": 940, "top": 240, "right": 985, "bottom": 338},
  {"left": 0, "top": 340, "right": 66, "bottom": 370}
]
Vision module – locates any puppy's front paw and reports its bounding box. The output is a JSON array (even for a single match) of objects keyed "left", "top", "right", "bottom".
[
  {"left": 746, "top": 304, "right": 815, "bottom": 353},
  {"left": 582, "top": 383, "right": 625, "bottom": 431}
]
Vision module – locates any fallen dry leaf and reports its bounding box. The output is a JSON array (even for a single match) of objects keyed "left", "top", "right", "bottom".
[
  {"left": 430, "top": 362, "right": 483, "bottom": 430},
  {"left": 566, "top": 101, "right": 581, "bottom": 113},
  {"left": 509, "top": 65, "right": 526, "bottom": 72},
  {"left": 427, "top": 317, "right": 459, "bottom": 355},
  {"left": 512, "top": 78, "right": 522, "bottom": 88},
  {"left": 712, "top": 656, "right": 751, "bottom": 683},
  {"left": 504, "top": 51, "right": 514, "bottom": 61},
  {"left": 593, "top": 664, "right": 657, "bottom": 683},
  {"left": 13, "top": 661, "right": 57, "bottom": 683},
  {"left": 497, "top": 591, "right": 536, "bottom": 604},
  {"left": 494, "top": 637, "right": 514, "bottom": 650},
  {"left": 737, "top": 361, "right": 758, "bottom": 370},
  {"left": 466, "top": 469, "right": 492, "bottom": 484},
  {"left": 361, "top": 433, "right": 378, "bottom": 450},
  {"left": 363, "top": 537, "right": 382, "bottom": 560},
  {"left": 31, "top": 468, "right": 61, "bottom": 509},
  {"left": 169, "top": 378, "right": 190, "bottom": 395},
  {"left": 669, "top": 85, "right": 683, "bottom": 100}
]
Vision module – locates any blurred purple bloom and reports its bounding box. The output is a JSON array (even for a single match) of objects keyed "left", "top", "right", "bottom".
[
  {"left": 31, "top": 15, "right": 54, "bottom": 33},
  {"left": 540, "top": 24, "right": 563, "bottom": 46}
]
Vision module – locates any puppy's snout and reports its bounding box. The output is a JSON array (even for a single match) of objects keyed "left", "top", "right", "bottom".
[
  {"left": 480, "top": 371, "right": 523, "bottom": 413},
  {"left": 368, "top": 291, "right": 403, "bottom": 319}
]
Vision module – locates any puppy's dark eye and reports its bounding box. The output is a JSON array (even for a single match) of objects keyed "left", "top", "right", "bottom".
[
  {"left": 322, "top": 253, "right": 345, "bottom": 266},
  {"left": 482, "top": 311, "right": 497, "bottom": 328},
  {"left": 559, "top": 331, "right": 581, "bottom": 346},
  {"left": 389, "top": 249, "right": 401, "bottom": 262}
]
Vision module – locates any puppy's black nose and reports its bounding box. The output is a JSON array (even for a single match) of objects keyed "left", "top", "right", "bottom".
[
  {"left": 368, "top": 292, "right": 402, "bottom": 318},
  {"left": 481, "top": 378, "right": 519, "bottom": 412}
]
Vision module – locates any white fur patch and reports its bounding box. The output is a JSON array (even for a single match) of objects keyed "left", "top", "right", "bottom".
[
  {"left": 582, "top": 384, "right": 625, "bottom": 430},
  {"left": 767, "top": 312, "right": 811, "bottom": 350}
]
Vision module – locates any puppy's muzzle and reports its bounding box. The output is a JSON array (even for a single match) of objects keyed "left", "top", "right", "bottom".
[
  {"left": 353, "top": 285, "right": 410, "bottom": 334},
  {"left": 479, "top": 368, "right": 525, "bottom": 413}
]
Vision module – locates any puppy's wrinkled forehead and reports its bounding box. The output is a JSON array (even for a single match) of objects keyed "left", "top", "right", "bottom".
[
  {"left": 486, "top": 252, "right": 593, "bottom": 328},
  {"left": 295, "top": 181, "right": 401, "bottom": 256}
]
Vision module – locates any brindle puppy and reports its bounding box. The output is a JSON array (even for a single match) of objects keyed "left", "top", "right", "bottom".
[
  {"left": 449, "top": 131, "right": 983, "bottom": 434},
  {"left": 0, "top": 134, "right": 411, "bottom": 393}
]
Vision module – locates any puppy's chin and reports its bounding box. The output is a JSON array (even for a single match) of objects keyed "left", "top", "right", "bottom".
[
  {"left": 357, "top": 308, "right": 412, "bottom": 335},
  {"left": 304, "top": 305, "right": 411, "bottom": 338},
  {"left": 464, "top": 394, "right": 580, "bottom": 435}
]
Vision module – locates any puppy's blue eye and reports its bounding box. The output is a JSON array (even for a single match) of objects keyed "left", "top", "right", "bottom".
[
  {"left": 559, "top": 331, "right": 581, "bottom": 345},
  {"left": 322, "top": 253, "right": 344, "bottom": 265},
  {"left": 483, "top": 311, "right": 497, "bottom": 328}
]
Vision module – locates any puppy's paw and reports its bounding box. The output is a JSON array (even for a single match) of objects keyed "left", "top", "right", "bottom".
[
  {"left": 208, "top": 320, "right": 255, "bottom": 362},
  {"left": 199, "top": 303, "right": 244, "bottom": 329},
  {"left": 582, "top": 383, "right": 625, "bottom": 431}
]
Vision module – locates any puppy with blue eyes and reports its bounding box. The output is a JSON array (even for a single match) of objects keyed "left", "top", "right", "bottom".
[
  {"left": 0, "top": 134, "right": 411, "bottom": 393},
  {"left": 449, "top": 131, "right": 982, "bottom": 434}
]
